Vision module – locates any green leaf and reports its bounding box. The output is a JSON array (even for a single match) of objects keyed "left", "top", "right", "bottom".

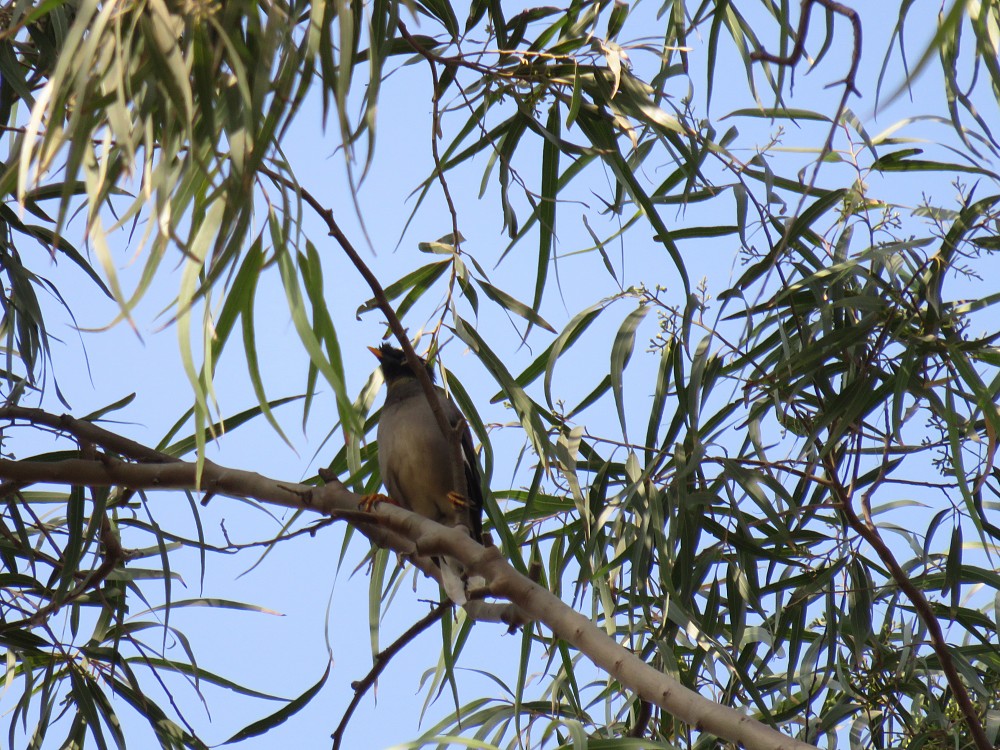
[
  {"left": 476, "top": 279, "right": 556, "bottom": 333},
  {"left": 610, "top": 305, "right": 651, "bottom": 440},
  {"left": 453, "top": 317, "right": 554, "bottom": 467},
  {"left": 224, "top": 663, "right": 331, "bottom": 743}
]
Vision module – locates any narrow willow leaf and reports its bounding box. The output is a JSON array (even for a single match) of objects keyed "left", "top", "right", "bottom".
[
  {"left": 357, "top": 261, "right": 449, "bottom": 316},
  {"left": 275, "top": 235, "right": 359, "bottom": 434},
  {"left": 453, "top": 317, "right": 553, "bottom": 466},
  {"left": 224, "top": 663, "right": 331, "bottom": 743},
  {"left": 644, "top": 338, "right": 676, "bottom": 460},
  {"left": 727, "top": 107, "right": 832, "bottom": 121},
  {"left": 542, "top": 299, "right": 613, "bottom": 408},
  {"left": 611, "top": 305, "right": 650, "bottom": 441},
  {"left": 575, "top": 113, "right": 690, "bottom": 296},
  {"left": 848, "top": 559, "right": 873, "bottom": 660},
  {"left": 82, "top": 670, "right": 125, "bottom": 750},
  {"left": 108, "top": 674, "right": 207, "bottom": 749},
  {"left": 567, "top": 62, "right": 583, "bottom": 126},
  {"left": 159, "top": 396, "right": 300, "bottom": 458},
  {"left": 873, "top": 148, "right": 999, "bottom": 178},
  {"left": 122, "top": 657, "right": 286, "bottom": 702},
  {"left": 534, "top": 102, "right": 560, "bottom": 324},
  {"left": 945, "top": 524, "right": 962, "bottom": 612},
  {"left": 368, "top": 546, "right": 389, "bottom": 657},
  {"left": 477, "top": 279, "right": 556, "bottom": 333}
]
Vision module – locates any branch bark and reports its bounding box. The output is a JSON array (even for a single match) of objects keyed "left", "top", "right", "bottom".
[{"left": 0, "top": 445, "right": 818, "bottom": 750}]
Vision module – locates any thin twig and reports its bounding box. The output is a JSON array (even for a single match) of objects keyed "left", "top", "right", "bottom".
[
  {"left": 0, "top": 510, "right": 127, "bottom": 634},
  {"left": 396, "top": 21, "right": 461, "bottom": 248},
  {"left": 256, "top": 165, "right": 454, "bottom": 444},
  {"left": 330, "top": 602, "right": 448, "bottom": 750},
  {"left": 750, "top": 0, "right": 862, "bottom": 164},
  {"left": 824, "top": 454, "right": 993, "bottom": 750},
  {"left": 746, "top": 0, "right": 862, "bottom": 296},
  {"left": 394, "top": 20, "right": 471, "bottom": 503},
  {"left": 0, "top": 406, "right": 179, "bottom": 464}
]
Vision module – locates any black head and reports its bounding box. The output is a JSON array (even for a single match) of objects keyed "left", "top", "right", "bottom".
[{"left": 369, "top": 343, "right": 436, "bottom": 385}]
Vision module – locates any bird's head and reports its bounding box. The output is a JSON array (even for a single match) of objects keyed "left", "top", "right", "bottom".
[{"left": 368, "top": 343, "right": 437, "bottom": 385}]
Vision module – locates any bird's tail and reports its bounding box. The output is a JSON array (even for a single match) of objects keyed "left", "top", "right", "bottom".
[{"left": 439, "top": 557, "right": 468, "bottom": 605}]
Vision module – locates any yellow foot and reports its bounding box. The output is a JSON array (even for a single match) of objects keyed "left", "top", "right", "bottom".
[
  {"left": 359, "top": 493, "right": 395, "bottom": 512},
  {"left": 446, "top": 490, "right": 469, "bottom": 508}
]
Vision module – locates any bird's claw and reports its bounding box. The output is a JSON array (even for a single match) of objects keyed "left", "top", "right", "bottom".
[
  {"left": 359, "top": 493, "right": 395, "bottom": 512},
  {"left": 446, "top": 490, "right": 469, "bottom": 508}
]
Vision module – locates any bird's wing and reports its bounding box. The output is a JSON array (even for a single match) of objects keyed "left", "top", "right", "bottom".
[
  {"left": 460, "top": 424, "right": 485, "bottom": 543},
  {"left": 442, "top": 391, "right": 485, "bottom": 543}
]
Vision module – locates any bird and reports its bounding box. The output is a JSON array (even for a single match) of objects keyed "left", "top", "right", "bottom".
[{"left": 367, "top": 343, "right": 484, "bottom": 603}]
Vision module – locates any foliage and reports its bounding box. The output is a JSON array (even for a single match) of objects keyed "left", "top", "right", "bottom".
[{"left": 1, "top": 0, "right": 1000, "bottom": 748}]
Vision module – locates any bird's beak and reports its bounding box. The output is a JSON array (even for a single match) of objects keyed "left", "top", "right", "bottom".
[{"left": 368, "top": 346, "right": 383, "bottom": 360}]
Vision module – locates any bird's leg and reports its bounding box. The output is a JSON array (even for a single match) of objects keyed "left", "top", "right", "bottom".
[{"left": 359, "top": 493, "right": 397, "bottom": 512}]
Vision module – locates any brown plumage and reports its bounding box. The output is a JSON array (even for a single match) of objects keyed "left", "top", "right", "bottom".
[{"left": 370, "top": 344, "right": 484, "bottom": 601}]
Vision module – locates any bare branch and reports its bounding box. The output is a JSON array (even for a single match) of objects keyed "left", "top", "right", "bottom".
[
  {"left": 0, "top": 405, "right": 179, "bottom": 463},
  {"left": 256, "top": 164, "right": 453, "bottom": 446},
  {"left": 331, "top": 603, "right": 448, "bottom": 750},
  {"left": 748, "top": 0, "right": 863, "bottom": 283},
  {"left": 824, "top": 455, "right": 993, "bottom": 750}
]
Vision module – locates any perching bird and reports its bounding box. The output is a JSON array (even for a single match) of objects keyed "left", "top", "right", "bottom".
[{"left": 369, "top": 343, "right": 484, "bottom": 602}]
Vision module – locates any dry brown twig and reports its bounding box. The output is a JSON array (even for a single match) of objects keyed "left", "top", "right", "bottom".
[
  {"left": 824, "top": 452, "right": 993, "bottom": 750},
  {"left": 330, "top": 602, "right": 449, "bottom": 750}
]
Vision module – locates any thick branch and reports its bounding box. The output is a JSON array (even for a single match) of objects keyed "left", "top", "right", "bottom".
[
  {"left": 0, "top": 450, "right": 817, "bottom": 750},
  {"left": 0, "top": 454, "right": 407, "bottom": 572},
  {"left": 403, "top": 517, "right": 818, "bottom": 750}
]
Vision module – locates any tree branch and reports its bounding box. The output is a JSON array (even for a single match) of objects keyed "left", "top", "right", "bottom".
[
  {"left": 260, "top": 165, "right": 472, "bottom": 552},
  {"left": 0, "top": 405, "right": 179, "bottom": 463},
  {"left": 257, "top": 164, "right": 453, "bottom": 445},
  {"left": 0, "top": 436, "right": 819, "bottom": 750},
  {"left": 825, "top": 454, "right": 993, "bottom": 750},
  {"left": 0, "top": 508, "right": 127, "bottom": 634},
  {"left": 750, "top": 0, "right": 862, "bottom": 162},
  {"left": 258, "top": 163, "right": 473, "bottom": 516},
  {"left": 330, "top": 602, "right": 448, "bottom": 750},
  {"left": 748, "top": 0, "right": 863, "bottom": 283}
]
